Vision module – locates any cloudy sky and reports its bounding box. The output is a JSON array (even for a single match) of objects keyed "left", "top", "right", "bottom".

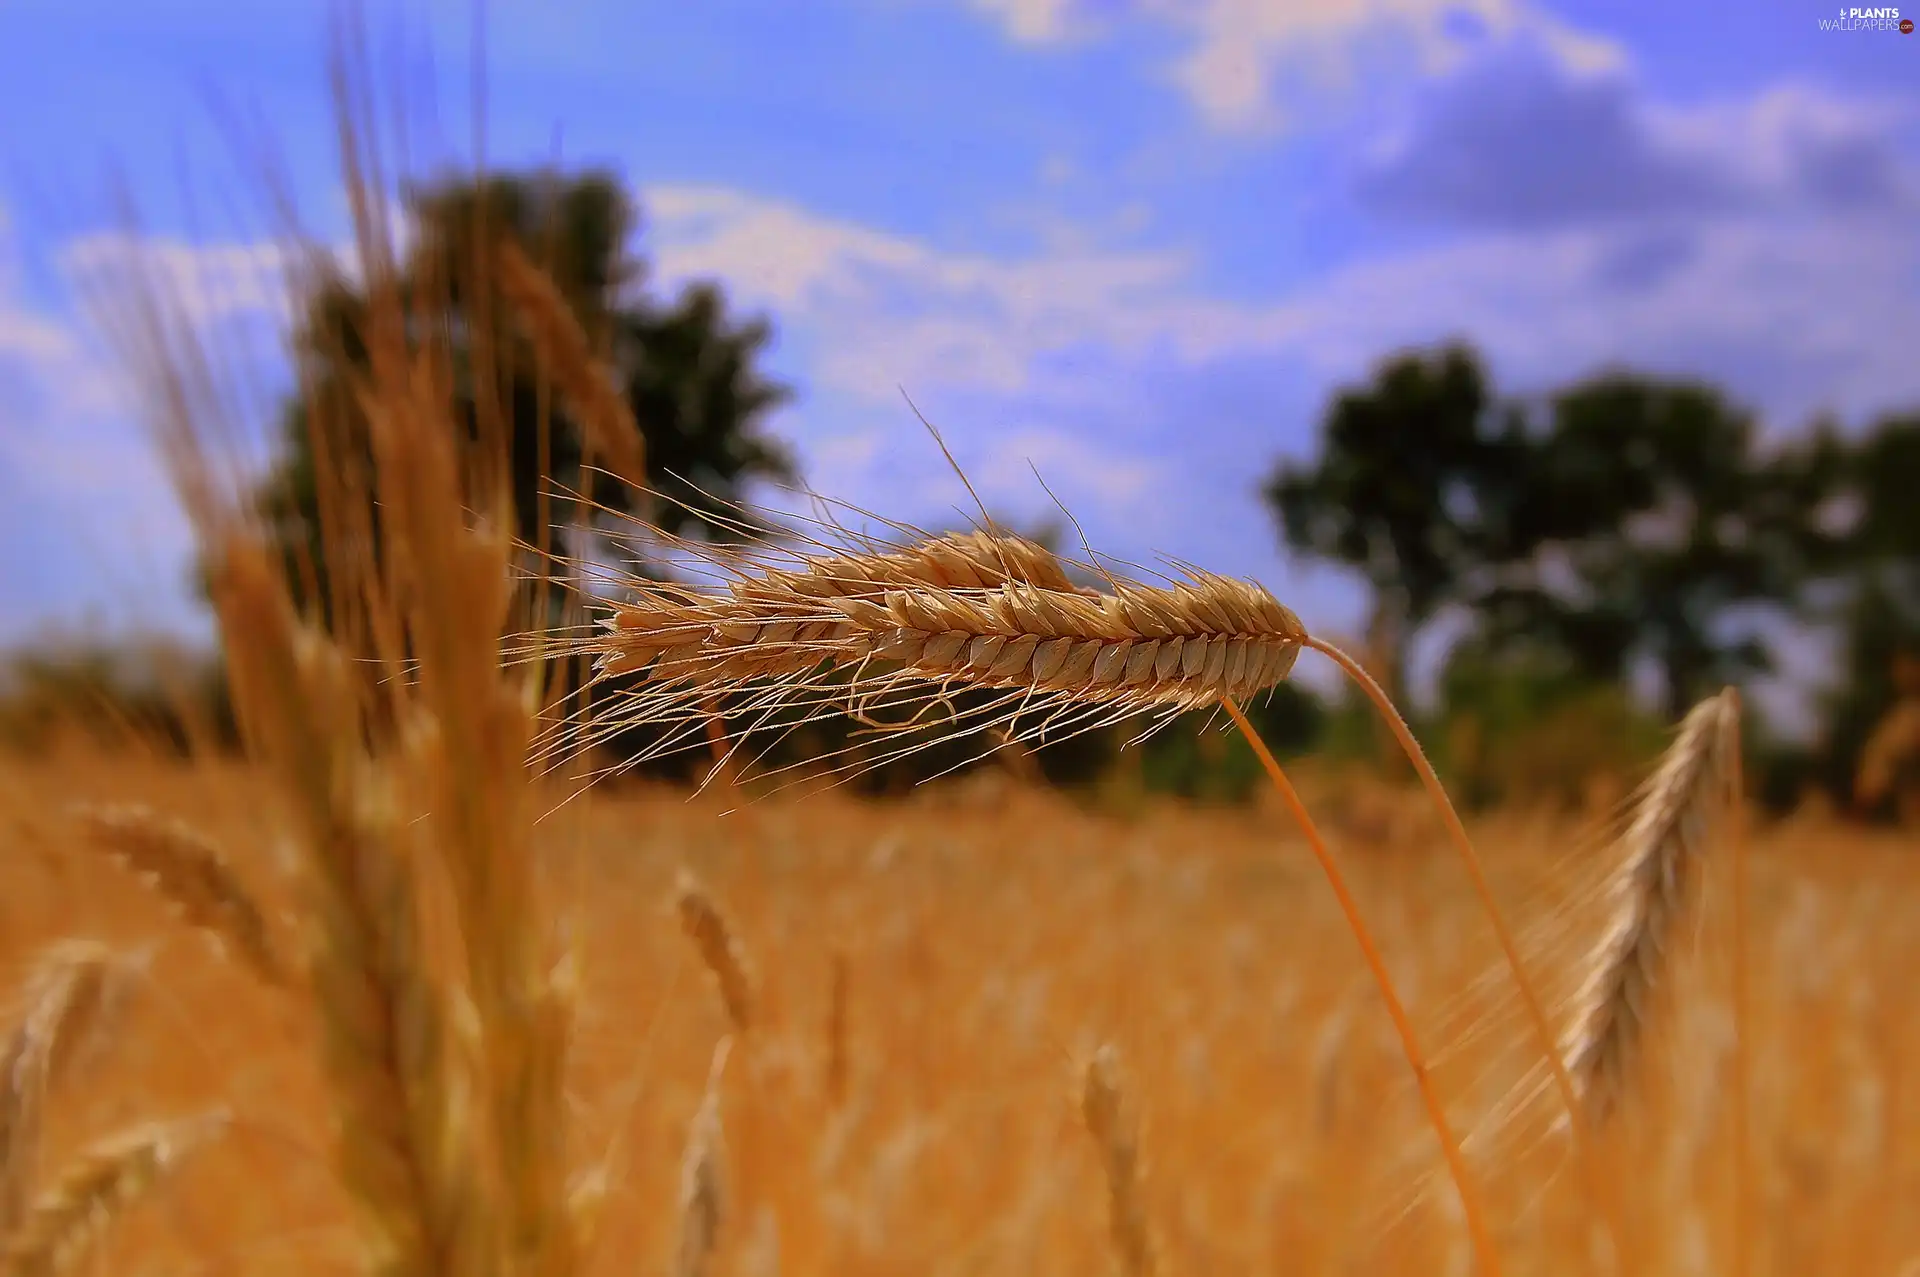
[{"left": 2, "top": 0, "right": 1916, "bottom": 687}]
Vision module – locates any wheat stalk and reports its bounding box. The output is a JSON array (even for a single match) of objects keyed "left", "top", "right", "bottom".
[
  {"left": 71, "top": 804, "right": 286, "bottom": 987},
  {"left": 1562, "top": 689, "right": 1740, "bottom": 1123},
  {"left": 357, "top": 345, "right": 576, "bottom": 1277},
  {"left": 213, "top": 534, "right": 498, "bottom": 1277},
  {"left": 0, "top": 1111, "right": 227, "bottom": 1277},
  {"left": 1080, "top": 1045, "right": 1156, "bottom": 1277}
]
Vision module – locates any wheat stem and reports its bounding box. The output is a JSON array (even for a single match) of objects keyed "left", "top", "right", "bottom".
[
  {"left": 1306, "top": 636, "right": 1622, "bottom": 1266},
  {"left": 1221, "top": 697, "right": 1500, "bottom": 1277}
]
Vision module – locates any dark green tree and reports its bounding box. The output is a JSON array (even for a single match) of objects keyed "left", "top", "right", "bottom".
[
  {"left": 1815, "top": 415, "right": 1920, "bottom": 812},
  {"left": 252, "top": 168, "right": 797, "bottom": 631},
  {"left": 1261, "top": 342, "right": 1534, "bottom": 706},
  {"left": 1479, "top": 375, "right": 1840, "bottom": 719}
]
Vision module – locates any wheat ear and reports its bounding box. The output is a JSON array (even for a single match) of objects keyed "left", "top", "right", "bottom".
[
  {"left": 71, "top": 804, "right": 286, "bottom": 987},
  {"left": 358, "top": 352, "right": 577, "bottom": 1277},
  {"left": 0, "top": 942, "right": 128, "bottom": 1236},
  {"left": 492, "top": 237, "right": 647, "bottom": 492},
  {"left": 1080, "top": 1045, "right": 1156, "bottom": 1277},
  {"left": 675, "top": 873, "right": 755, "bottom": 1036},
  {"left": 214, "top": 536, "right": 496, "bottom": 1277},
  {"left": 0, "top": 1111, "right": 227, "bottom": 1277},
  {"left": 823, "top": 948, "right": 849, "bottom": 1108},
  {"left": 1561, "top": 689, "right": 1740, "bottom": 1123},
  {"left": 673, "top": 1037, "right": 733, "bottom": 1277}
]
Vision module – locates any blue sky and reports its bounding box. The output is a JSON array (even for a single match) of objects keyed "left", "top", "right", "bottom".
[{"left": 3, "top": 0, "right": 1917, "bottom": 709}]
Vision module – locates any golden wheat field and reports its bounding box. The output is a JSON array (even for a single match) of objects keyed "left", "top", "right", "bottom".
[{"left": 4, "top": 748, "right": 1915, "bottom": 1277}]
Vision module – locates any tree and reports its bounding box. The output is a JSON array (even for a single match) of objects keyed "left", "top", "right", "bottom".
[
  {"left": 1476, "top": 374, "right": 1838, "bottom": 719},
  {"left": 251, "top": 168, "right": 796, "bottom": 633},
  {"left": 1815, "top": 415, "right": 1920, "bottom": 814},
  {"left": 1262, "top": 342, "right": 1532, "bottom": 706}
]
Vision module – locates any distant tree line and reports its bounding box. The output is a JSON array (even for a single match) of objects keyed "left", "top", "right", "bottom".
[
  {"left": 5, "top": 166, "right": 1916, "bottom": 819},
  {"left": 1266, "top": 343, "right": 1920, "bottom": 816}
]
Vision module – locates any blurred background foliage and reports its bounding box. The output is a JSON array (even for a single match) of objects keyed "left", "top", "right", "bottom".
[{"left": 7, "top": 165, "right": 1918, "bottom": 825}]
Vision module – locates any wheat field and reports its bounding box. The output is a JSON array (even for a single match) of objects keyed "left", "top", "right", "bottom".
[{"left": 4, "top": 749, "right": 1915, "bottom": 1276}]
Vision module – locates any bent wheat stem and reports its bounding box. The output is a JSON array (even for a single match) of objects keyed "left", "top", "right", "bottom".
[
  {"left": 1306, "top": 636, "right": 1622, "bottom": 1265},
  {"left": 1221, "top": 697, "right": 1499, "bottom": 1277}
]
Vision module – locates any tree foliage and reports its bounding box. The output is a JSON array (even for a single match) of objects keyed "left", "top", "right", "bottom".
[{"left": 252, "top": 168, "right": 797, "bottom": 630}]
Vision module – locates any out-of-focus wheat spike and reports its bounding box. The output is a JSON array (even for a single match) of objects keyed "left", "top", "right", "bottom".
[
  {"left": 1855, "top": 698, "right": 1920, "bottom": 811},
  {"left": 675, "top": 873, "right": 754, "bottom": 1035},
  {"left": 0, "top": 1110, "right": 227, "bottom": 1277},
  {"left": 1080, "top": 1044, "right": 1156, "bottom": 1277},
  {"left": 673, "top": 1037, "right": 732, "bottom": 1277},
  {"left": 72, "top": 803, "right": 286, "bottom": 987},
  {"left": 824, "top": 948, "right": 849, "bottom": 1108},
  {"left": 212, "top": 537, "right": 497, "bottom": 1277},
  {"left": 492, "top": 237, "right": 646, "bottom": 492},
  {"left": 0, "top": 942, "right": 126, "bottom": 1235},
  {"left": 1562, "top": 689, "right": 1740, "bottom": 1123}
]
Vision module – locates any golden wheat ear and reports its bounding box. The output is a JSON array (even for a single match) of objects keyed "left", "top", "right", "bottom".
[
  {"left": 1560, "top": 689, "right": 1740, "bottom": 1124},
  {"left": 1, "top": 1111, "right": 228, "bottom": 1277},
  {"left": 71, "top": 804, "right": 287, "bottom": 988},
  {"left": 1079, "top": 1044, "right": 1157, "bottom": 1277}
]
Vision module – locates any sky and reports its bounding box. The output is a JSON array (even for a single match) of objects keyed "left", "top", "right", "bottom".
[{"left": 2, "top": 0, "right": 1917, "bottom": 710}]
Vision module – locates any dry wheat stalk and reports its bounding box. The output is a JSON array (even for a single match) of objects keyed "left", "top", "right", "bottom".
[
  {"left": 675, "top": 873, "right": 754, "bottom": 1035},
  {"left": 0, "top": 942, "right": 127, "bottom": 1236},
  {"left": 72, "top": 804, "right": 286, "bottom": 987},
  {"left": 1081, "top": 1045, "right": 1156, "bottom": 1277},
  {"left": 492, "top": 237, "right": 646, "bottom": 492},
  {"left": 359, "top": 354, "right": 576, "bottom": 1277},
  {"left": 212, "top": 536, "right": 497, "bottom": 1277},
  {"left": 673, "top": 1038, "right": 733, "bottom": 1277},
  {"left": 1561, "top": 689, "right": 1740, "bottom": 1123},
  {"left": 0, "top": 1111, "right": 227, "bottom": 1277}
]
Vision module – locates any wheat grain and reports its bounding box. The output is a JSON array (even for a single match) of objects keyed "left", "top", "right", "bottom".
[
  {"left": 0, "top": 1111, "right": 227, "bottom": 1277},
  {"left": 72, "top": 803, "right": 286, "bottom": 987},
  {"left": 1562, "top": 689, "right": 1740, "bottom": 1123}
]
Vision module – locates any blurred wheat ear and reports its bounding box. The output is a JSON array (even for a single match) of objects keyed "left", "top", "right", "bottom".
[
  {"left": 72, "top": 12, "right": 671, "bottom": 1275},
  {"left": 1562, "top": 688, "right": 1743, "bottom": 1125},
  {"left": 0, "top": 941, "right": 225, "bottom": 1275}
]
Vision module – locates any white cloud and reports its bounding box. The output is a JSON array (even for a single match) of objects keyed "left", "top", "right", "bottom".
[
  {"left": 645, "top": 178, "right": 1920, "bottom": 436},
  {"left": 646, "top": 184, "right": 1205, "bottom": 400},
  {"left": 962, "top": 0, "right": 1628, "bottom": 133}
]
